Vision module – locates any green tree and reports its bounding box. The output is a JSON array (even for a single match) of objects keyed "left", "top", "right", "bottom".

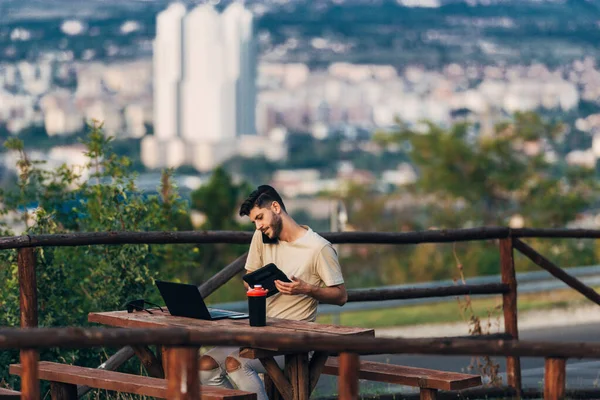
[
  {"left": 372, "top": 111, "right": 599, "bottom": 276},
  {"left": 377, "top": 112, "right": 597, "bottom": 228},
  {"left": 188, "top": 167, "right": 252, "bottom": 290},
  {"left": 0, "top": 122, "right": 195, "bottom": 393}
]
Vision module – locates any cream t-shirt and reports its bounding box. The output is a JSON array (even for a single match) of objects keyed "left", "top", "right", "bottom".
[{"left": 244, "top": 227, "right": 344, "bottom": 322}]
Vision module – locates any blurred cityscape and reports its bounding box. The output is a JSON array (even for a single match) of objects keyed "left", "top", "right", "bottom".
[{"left": 1, "top": 0, "right": 600, "bottom": 213}]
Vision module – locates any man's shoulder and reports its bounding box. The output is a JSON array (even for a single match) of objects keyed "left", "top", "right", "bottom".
[
  {"left": 252, "top": 229, "right": 265, "bottom": 242},
  {"left": 304, "top": 228, "right": 331, "bottom": 251}
]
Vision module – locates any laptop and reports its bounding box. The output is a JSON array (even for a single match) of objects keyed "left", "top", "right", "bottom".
[{"left": 155, "top": 280, "right": 248, "bottom": 320}]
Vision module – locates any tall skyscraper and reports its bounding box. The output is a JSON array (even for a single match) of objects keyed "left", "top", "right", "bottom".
[
  {"left": 222, "top": 3, "right": 257, "bottom": 136},
  {"left": 181, "top": 5, "right": 231, "bottom": 144},
  {"left": 153, "top": 3, "right": 185, "bottom": 141},
  {"left": 146, "top": 2, "right": 259, "bottom": 172}
]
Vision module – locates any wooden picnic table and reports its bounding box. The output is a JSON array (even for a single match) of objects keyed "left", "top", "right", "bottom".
[{"left": 88, "top": 309, "right": 374, "bottom": 400}]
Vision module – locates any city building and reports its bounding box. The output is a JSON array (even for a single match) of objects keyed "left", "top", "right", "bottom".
[{"left": 144, "top": 2, "right": 265, "bottom": 172}]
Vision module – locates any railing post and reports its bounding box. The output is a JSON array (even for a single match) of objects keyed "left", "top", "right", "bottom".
[
  {"left": 18, "top": 248, "right": 39, "bottom": 400},
  {"left": 499, "top": 238, "right": 522, "bottom": 397},
  {"left": 544, "top": 357, "right": 566, "bottom": 400},
  {"left": 338, "top": 352, "right": 359, "bottom": 400},
  {"left": 18, "top": 247, "right": 38, "bottom": 328},
  {"left": 20, "top": 349, "right": 39, "bottom": 400},
  {"left": 166, "top": 346, "right": 200, "bottom": 400}
]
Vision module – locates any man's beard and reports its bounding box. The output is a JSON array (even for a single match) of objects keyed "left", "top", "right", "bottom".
[{"left": 268, "top": 212, "right": 283, "bottom": 239}]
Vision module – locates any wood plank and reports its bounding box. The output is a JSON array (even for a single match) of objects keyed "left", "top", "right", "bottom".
[
  {"left": 231, "top": 317, "right": 375, "bottom": 337},
  {"left": 544, "top": 358, "right": 566, "bottom": 400},
  {"left": 322, "top": 358, "right": 482, "bottom": 391},
  {"left": 258, "top": 358, "right": 293, "bottom": 400},
  {"left": 338, "top": 353, "right": 359, "bottom": 400},
  {"left": 239, "top": 348, "right": 302, "bottom": 359},
  {"left": 77, "top": 346, "right": 136, "bottom": 398},
  {"left": 88, "top": 311, "right": 374, "bottom": 338},
  {"left": 166, "top": 347, "right": 200, "bottom": 400},
  {"left": 0, "top": 388, "right": 21, "bottom": 399},
  {"left": 9, "top": 362, "right": 256, "bottom": 400}
]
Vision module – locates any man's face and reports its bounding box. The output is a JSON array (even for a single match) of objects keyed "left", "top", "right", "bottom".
[{"left": 249, "top": 204, "right": 283, "bottom": 239}]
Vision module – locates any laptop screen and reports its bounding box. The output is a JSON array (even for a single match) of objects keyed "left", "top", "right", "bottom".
[{"left": 155, "top": 280, "right": 213, "bottom": 320}]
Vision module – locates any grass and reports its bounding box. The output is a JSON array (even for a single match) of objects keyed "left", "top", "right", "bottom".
[{"left": 316, "top": 286, "right": 600, "bottom": 328}]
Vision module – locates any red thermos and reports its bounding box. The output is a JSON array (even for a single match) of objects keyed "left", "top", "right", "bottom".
[{"left": 247, "top": 285, "right": 268, "bottom": 327}]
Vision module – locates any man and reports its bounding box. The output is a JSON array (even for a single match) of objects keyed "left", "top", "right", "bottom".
[{"left": 199, "top": 185, "right": 347, "bottom": 400}]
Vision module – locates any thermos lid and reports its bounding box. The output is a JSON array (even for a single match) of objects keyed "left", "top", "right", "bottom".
[{"left": 247, "top": 285, "right": 268, "bottom": 297}]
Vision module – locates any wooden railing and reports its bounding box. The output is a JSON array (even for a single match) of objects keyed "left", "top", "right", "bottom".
[
  {"left": 2, "top": 326, "right": 600, "bottom": 400},
  {"left": 4, "top": 227, "right": 600, "bottom": 399}
]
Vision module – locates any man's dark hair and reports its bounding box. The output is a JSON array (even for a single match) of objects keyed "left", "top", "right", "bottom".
[{"left": 239, "top": 185, "right": 286, "bottom": 216}]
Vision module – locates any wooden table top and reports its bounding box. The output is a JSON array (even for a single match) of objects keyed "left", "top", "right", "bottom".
[{"left": 88, "top": 309, "right": 374, "bottom": 338}]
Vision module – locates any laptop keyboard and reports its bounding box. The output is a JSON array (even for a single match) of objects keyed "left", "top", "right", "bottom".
[{"left": 208, "top": 308, "right": 244, "bottom": 318}]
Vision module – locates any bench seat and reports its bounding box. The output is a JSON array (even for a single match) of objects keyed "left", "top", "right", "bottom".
[
  {"left": 0, "top": 388, "right": 21, "bottom": 399},
  {"left": 10, "top": 362, "right": 256, "bottom": 400},
  {"left": 322, "top": 357, "right": 481, "bottom": 399}
]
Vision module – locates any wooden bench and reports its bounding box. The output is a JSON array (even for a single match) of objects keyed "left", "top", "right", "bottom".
[
  {"left": 0, "top": 388, "right": 21, "bottom": 399},
  {"left": 322, "top": 357, "right": 482, "bottom": 400},
  {"left": 10, "top": 362, "right": 256, "bottom": 400}
]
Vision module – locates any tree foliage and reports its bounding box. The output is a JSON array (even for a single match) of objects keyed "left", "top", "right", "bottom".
[
  {"left": 337, "top": 112, "right": 600, "bottom": 286},
  {"left": 188, "top": 167, "right": 252, "bottom": 292},
  {"left": 376, "top": 111, "right": 598, "bottom": 228},
  {"left": 0, "top": 122, "right": 196, "bottom": 392}
]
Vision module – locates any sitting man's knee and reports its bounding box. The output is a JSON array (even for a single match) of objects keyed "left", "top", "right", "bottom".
[
  {"left": 225, "top": 356, "right": 241, "bottom": 372},
  {"left": 199, "top": 355, "right": 220, "bottom": 371}
]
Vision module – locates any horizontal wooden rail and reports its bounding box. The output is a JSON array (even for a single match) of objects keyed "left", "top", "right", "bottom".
[
  {"left": 514, "top": 239, "right": 600, "bottom": 306},
  {"left": 511, "top": 228, "right": 600, "bottom": 239},
  {"left": 2, "top": 327, "right": 600, "bottom": 359},
  {"left": 4, "top": 227, "right": 600, "bottom": 250},
  {"left": 0, "top": 231, "right": 254, "bottom": 249},
  {"left": 0, "top": 227, "right": 503, "bottom": 249},
  {"left": 347, "top": 283, "right": 509, "bottom": 302},
  {"left": 3, "top": 227, "right": 600, "bottom": 250}
]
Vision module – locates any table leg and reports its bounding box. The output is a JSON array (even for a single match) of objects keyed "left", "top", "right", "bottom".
[
  {"left": 285, "top": 353, "right": 309, "bottom": 400},
  {"left": 420, "top": 388, "right": 438, "bottom": 400},
  {"left": 161, "top": 346, "right": 170, "bottom": 379},
  {"left": 50, "top": 382, "right": 77, "bottom": 400},
  {"left": 308, "top": 351, "right": 329, "bottom": 395},
  {"left": 132, "top": 345, "right": 164, "bottom": 378},
  {"left": 265, "top": 374, "right": 284, "bottom": 400},
  {"left": 260, "top": 357, "right": 293, "bottom": 400}
]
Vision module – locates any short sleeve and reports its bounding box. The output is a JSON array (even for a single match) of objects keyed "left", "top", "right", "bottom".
[
  {"left": 244, "top": 230, "right": 263, "bottom": 272},
  {"left": 315, "top": 244, "right": 344, "bottom": 286}
]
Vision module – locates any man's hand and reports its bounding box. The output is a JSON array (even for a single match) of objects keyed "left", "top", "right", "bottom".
[
  {"left": 274, "top": 275, "right": 313, "bottom": 296},
  {"left": 275, "top": 276, "right": 347, "bottom": 306}
]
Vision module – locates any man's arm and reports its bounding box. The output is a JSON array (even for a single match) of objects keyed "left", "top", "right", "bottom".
[{"left": 274, "top": 277, "right": 348, "bottom": 306}]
